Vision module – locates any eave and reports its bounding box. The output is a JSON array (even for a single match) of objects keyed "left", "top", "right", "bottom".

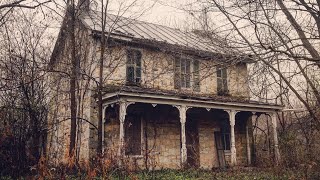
[
  {"left": 102, "top": 90, "right": 283, "bottom": 113},
  {"left": 91, "top": 30, "right": 255, "bottom": 63}
]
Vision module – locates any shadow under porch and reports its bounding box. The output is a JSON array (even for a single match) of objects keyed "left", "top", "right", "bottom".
[{"left": 101, "top": 103, "right": 254, "bottom": 170}]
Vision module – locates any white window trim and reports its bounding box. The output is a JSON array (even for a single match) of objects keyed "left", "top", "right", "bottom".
[
  {"left": 217, "top": 66, "right": 228, "bottom": 94},
  {"left": 126, "top": 48, "right": 142, "bottom": 84},
  {"left": 175, "top": 57, "right": 200, "bottom": 90}
]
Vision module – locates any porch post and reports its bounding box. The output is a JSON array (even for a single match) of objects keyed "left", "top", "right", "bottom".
[
  {"left": 102, "top": 106, "right": 107, "bottom": 154},
  {"left": 226, "top": 110, "right": 237, "bottom": 166},
  {"left": 118, "top": 101, "right": 127, "bottom": 157},
  {"left": 178, "top": 105, "right": 187, "bottom": 167},
  {"left": 270, "top": 112, "right": 280, "bottom": 165}
]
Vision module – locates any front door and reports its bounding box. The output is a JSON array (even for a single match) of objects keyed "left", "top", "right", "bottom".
[
  {"left": 186, "top": 118, "right": 200, "bottom": 168},
  {"left": 214, "top": 131, "right": 226, "bottom": 167}
]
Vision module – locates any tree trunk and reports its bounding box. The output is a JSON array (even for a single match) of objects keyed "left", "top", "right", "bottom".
[{"left": 68, "top": 1, "right": 78, "bottom": 158}]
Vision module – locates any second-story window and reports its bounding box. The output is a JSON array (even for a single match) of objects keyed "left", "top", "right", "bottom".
[
  {"left": 217, "top": 66, "right": 228, "bottom": 95},
  {"left": 126, "top": 49, "right": 141, "bottom": 85},
  {"left": 193, "top": 60, "right": 200, "bottom": 91},
  {"left": 175, "top": 58, "right": 200, "bottom": 89}
]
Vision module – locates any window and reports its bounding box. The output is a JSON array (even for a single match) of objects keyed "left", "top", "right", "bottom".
[
  {"left": 221, "top": 122, "right": 231, "bottom": 151},
  {"left": 126, "top": 49, "right": 141, "bottom": 85},
  {"left": 174, "top": 58, "right": 200, "bottom": 90},
  {"left": 193, "top": 60, "right": 200, "bottom": 91},
  {"left": 217, "top": 66, "right": 228, "bottom": 95},
  {"left": 125, "top": 115, "right": 142, "bottom": 155}
]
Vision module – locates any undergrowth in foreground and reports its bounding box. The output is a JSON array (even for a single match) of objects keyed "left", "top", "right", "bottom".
[{"left": 1, "top": 168, "right": 315, "bottom": 180}]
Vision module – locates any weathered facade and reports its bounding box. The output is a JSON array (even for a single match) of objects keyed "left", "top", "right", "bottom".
[{"left": 48, "top": 5, "right": 282, "bottom": 169}]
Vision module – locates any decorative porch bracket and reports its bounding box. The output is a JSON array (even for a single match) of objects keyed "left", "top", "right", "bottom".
[
  {"left": 225, "top": 109, "right": 239, "bottom": 166},
  {"left": 174, "top": 105, "right": 188, "bottom": 167},
  {"left": 269, "top": 112, "right": 281, "bottom": 165}
]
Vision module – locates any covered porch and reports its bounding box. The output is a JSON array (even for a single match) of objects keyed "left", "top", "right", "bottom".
[{"left": 100, "top": 87, "right": 282, "bottom": 169}]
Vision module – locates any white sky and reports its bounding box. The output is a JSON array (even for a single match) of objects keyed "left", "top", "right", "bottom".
[
  {"left": 42, "top": 0, "right": 197, "bottom": 38},
  {"left": 102, "top": 0, "right": 196, "bottom": 28}
]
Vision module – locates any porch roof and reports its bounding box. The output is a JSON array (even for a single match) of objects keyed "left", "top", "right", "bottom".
[{"left": 101, "top": 86, "right": 283, "bottom": 113}]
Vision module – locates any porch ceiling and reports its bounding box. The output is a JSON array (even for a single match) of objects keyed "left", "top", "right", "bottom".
[{"left": 101, "top": 86, "right": 283, "bottom": 113}]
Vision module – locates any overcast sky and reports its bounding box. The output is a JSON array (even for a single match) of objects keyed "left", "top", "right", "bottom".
[{"left": 105, "top": 0, "right": 195, "bottom": 28}]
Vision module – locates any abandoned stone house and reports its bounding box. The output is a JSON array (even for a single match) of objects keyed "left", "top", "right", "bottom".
[{"left": 48, "top": 5, "right": 282, "bottom": 170}]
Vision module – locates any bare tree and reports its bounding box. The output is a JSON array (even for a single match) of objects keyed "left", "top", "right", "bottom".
[
  {"left": 0, "top": 9, "right": 51, "bottom": 176},
  {"left": 184, "top": 0, "right": 320, "bottom": 125},
  {"left": 182, "top": 0, "right": 320, "bottom": 172},
  {"left": 0, "top": 0, "right": 52, "bottom": 27}
]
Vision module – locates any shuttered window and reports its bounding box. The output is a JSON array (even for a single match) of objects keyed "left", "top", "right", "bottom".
[
  {"left": 217, "top": 67, "right": 228, "bottom": 95},
  {"left": 125, "top": 115, "right": 142, "bottom": 155},
  {"left": 174, "top": 59, "right": 181, "bottom": 89},
  {"left": 126, "top": 49, "right": 142, "bottom": 85},
  {"left": 193, "top": 60, "right": 200, "bottom": 91},
  {"left": 174, "top": 58, "right": 199, "bottom": 90}
]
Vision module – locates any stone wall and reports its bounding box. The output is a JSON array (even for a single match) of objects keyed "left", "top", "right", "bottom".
[
  {"left": 198, "top": 120, "right": 219, "bottom": 169},
  {"left": 90, "top": 46, "right": 250, "bottom": 98},
  {"left": 47, "top": 24, "right": 96, "bottom": 164}
]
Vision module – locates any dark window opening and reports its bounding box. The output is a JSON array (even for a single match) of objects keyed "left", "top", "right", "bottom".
[
  {"left": 221, "top": 121, "right": 231, "bottom": 151},
  {"left": 217, "top": 66, "right": 228, "bottom": 95},
  {"left": 193, "top": 60, "right": 200, "bottom": 91},
  {"left": 126, "top": 49, "right": 142, "bottom": 85},
  {"left": 125, "top": 115, "right": 141, "bottom": 155}
]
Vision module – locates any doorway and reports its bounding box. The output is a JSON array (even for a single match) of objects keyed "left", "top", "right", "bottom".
[{"left": 186, "top": 118, "right": 200, "bottom": 168}]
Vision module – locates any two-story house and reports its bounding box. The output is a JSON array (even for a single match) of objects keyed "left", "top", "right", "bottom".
[{"left": 48, "top": 4, "right": 282, "bottom": 169}]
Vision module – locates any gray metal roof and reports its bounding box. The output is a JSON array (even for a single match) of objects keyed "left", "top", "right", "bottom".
[{"left": 80, "top": 10, "right": 234, "bottom": 55}]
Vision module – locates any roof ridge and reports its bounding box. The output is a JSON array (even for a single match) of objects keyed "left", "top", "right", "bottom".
[
  {"left": 79, "top": 9, "right": 246, "bottom": 58},
  {"left": 87, "top": 9, "right": 186, "bottom": 33}
]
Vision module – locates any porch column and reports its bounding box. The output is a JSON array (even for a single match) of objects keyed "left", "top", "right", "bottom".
[
  {"left": 226, "top": 110, "right": 238, "bottom": 166},
  {"left": 178, "top": 105, "right": 187, "bottom": 167},
  {"left": 270, "top": 112, "right": 280, "bottom": 165},
  {"left": 102, "top": 106, "right": 107, "bottom": 154},
  {"left": 118, "top": 101, "right": 127, "bottom": 157}
]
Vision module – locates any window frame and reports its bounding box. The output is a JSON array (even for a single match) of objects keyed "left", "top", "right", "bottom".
[
  {"left": 126, "top": 49, "right": 142, "bottom": 85},
  {"left": 193, "top": 60, "right": 200, "bottom": 91},
  {"left": 220, "top": 120, "right": 231, "bottom": 151},
  {"left": 174, "top": 58, "right": 200, "bottom": 90},
  {"left": 221, "top": 132, "right": 231, "bottom": 151},
  {"left": 217, "top": 66, "right": 228, "bottom": 95}
]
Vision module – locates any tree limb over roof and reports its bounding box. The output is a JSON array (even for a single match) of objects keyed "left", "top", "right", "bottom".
[{"left": 49, "top": 9, "right": 254, "bottom": 67}]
